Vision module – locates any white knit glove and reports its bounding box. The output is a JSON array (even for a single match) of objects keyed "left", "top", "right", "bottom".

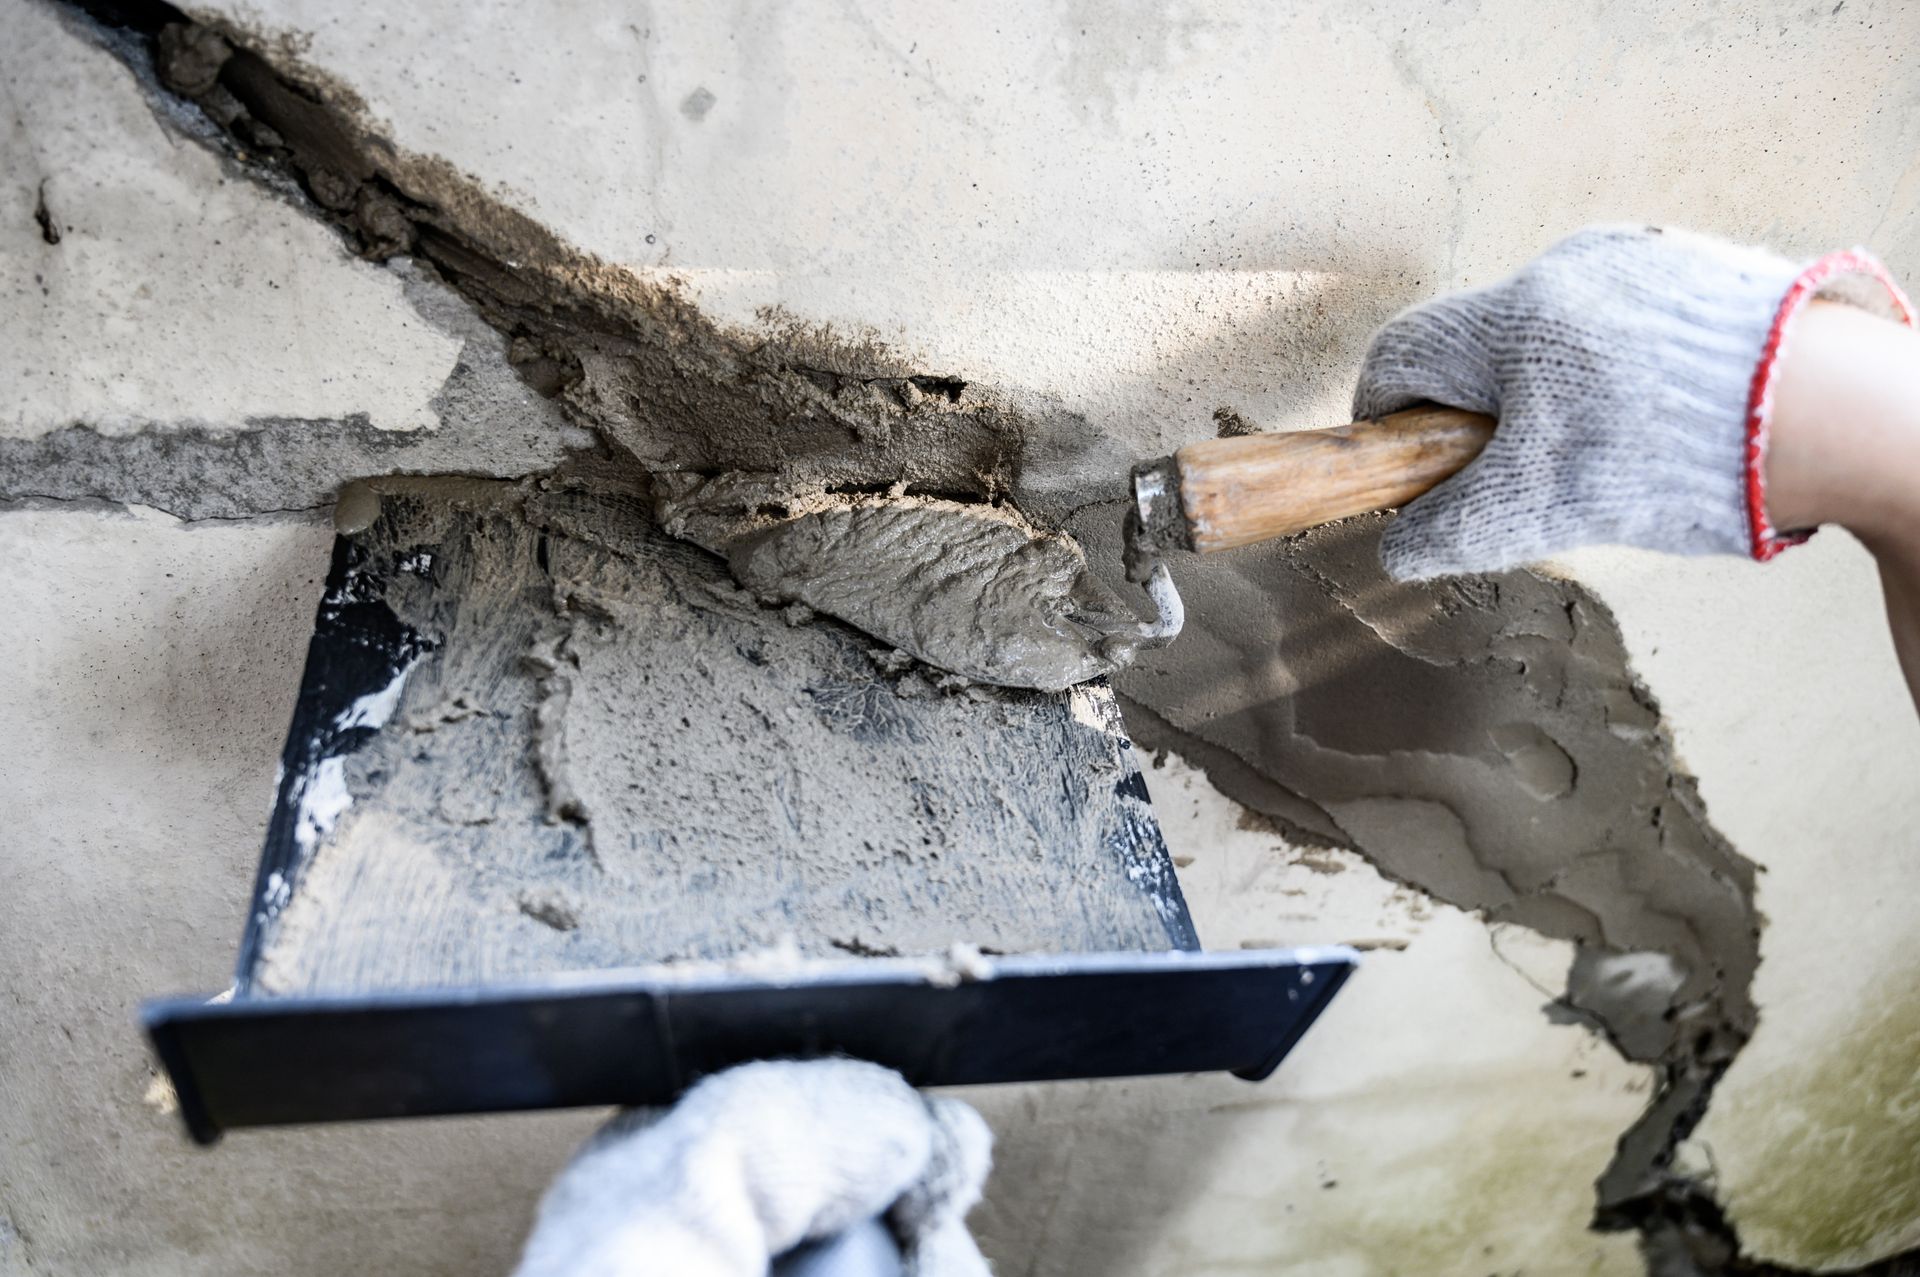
[
  {"left": 1353, "top": 224, "right": 1907, "bottom": 579},
  {"left": 512, "top": 1061, "right": 992, "bottom": 1277}
]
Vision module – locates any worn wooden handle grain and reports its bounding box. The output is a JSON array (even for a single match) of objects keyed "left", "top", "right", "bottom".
[{"left": 1174, "top": 406, "right": 1496, "bottom": 553}]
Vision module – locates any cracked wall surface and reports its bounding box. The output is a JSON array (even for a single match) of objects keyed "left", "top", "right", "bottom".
[{"left": 3, "top": 2, "right": 1920, "bottom": 1275}]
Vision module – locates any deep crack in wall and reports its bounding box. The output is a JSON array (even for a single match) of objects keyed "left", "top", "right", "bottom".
[{"left": 20, "top": 4, "right": 1915, "bottom": 1273}]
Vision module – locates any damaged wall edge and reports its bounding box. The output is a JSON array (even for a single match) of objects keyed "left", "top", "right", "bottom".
[
  {"left": 27, "top": 3, "right": 1920, "bottom": 1273},
  {"left": 61, "top": 0, "right": 1048, "bottom": 510}
]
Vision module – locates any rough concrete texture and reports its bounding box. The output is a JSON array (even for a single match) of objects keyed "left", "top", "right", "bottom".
[
  {"left": 0, "top": 5, "right": 455, "bottom": 438},
  {"left": 4, "top": 0, "right": 1920, "bottom": 1273}
]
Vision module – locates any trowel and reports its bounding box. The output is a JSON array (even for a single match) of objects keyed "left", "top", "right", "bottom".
[
  {"left": 141, "top": 477, "right": 1354, "bottom": 1145},
  {"left": 139, "top": 402, "right": 1495, "bottom": 1145},
  {"left": 1125, "top": 406, "right": 1494, "bottom": 574},
  {"left": 624, "top": 403, "right": 1494, "bottom": 699}
]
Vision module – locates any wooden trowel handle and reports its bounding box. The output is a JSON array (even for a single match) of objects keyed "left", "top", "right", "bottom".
[{"left": 1174, "top": 406, "right": 1495, "bottom": 553}]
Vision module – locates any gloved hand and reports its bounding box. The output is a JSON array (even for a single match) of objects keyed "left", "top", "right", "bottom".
[
  {"left": 511, "top": 1060, "right": 993, "bottom": 1277},
  {"left": 1353, "top": 224, "right": 1912, "bottom": 579}
]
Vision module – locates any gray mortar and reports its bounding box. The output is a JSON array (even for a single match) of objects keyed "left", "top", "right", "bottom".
[
  {"left": 655, "top": 472, "right": 1164, "bottom": 691},
  {"left": 250, "top": 478, "right": 1188, "bottom": 992},
  {"left": 138, "top": 5, "right": 1036, "bottom": 503},
  {"left": 1078, "top": 506, "right": 1765, "bottom": 1244},
  {"left": 32, "top": 5, "right": 1912, "bottom": 1273}
]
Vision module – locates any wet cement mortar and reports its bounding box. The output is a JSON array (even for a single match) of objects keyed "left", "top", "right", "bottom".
[
  {"left": 653, "top": 472, "right": 1160, "bottom": 691},
  {"left": 249, "top": 477, "right": 1186, "bottom": 992},
  {"left": 26, "top": 5, "right": 1919, "bottom": 1273}
]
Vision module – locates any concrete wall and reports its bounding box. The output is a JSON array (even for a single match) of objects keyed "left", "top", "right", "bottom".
[{"left": 3, "top": 1, "right": 1918, "bottom": 1273}]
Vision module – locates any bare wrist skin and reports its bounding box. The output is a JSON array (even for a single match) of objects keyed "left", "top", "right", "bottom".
[
  {"left": 1766, "top": 300, "right": 1920, "bottom": 708},
  {"left": 1765, "top": 301, "right": 1920, "bottom": 542}
]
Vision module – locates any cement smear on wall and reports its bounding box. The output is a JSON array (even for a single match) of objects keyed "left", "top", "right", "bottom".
[
  {"left": 18, "top": 4, "right": 1916, "bottom": 1272},
  {"left": 1088, "top": 511, "right": 1767, "bottom": 1259}
]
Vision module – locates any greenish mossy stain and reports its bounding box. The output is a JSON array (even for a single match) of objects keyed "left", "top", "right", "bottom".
[
  {"left": 1212, "top": 1087, "right": 1645, "bottom": 1277},
  {"left": 1714, "top": 980, "right": 1920, "bottom": 1269}
]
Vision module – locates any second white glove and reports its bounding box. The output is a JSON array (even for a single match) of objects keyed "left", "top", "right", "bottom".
[{"left": 512, "top": 1059, "right": 993, "bottom": 1277}]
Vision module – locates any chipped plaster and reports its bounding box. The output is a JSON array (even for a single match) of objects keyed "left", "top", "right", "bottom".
[{"left": 0, "top": 0, "right": 463, "bottom": 436}]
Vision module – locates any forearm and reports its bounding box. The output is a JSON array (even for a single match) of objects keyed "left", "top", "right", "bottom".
[
  {"left": 1767, "top": 301, "right": 1920, "bottom": 709},
  {"left": 1870, "top": 538, "right": 1920, "bottom": 713}
]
